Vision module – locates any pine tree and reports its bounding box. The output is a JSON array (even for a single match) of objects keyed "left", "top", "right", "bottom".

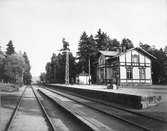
[
  {"left": 95, "top": 29, "right": 110, "bottom": 50},
  {"left": 6, "top": 40, "right": 15, "bottom": 55},
  {"left": 23, "top": 52, "right": 32, "bottom": 84},
  {"left": 0, "top": 46, "right": 5, "bottom": 81},
  {"left": 45, "top": 62, "right": 52, "bottom": 83},
  {"left": 51, "top": 53, "right": 57, "bottom": 83},
  {"left": 139, "top": 43, "right": 167, "bottom": 84},
  {"left": 77, "top": 32, "right": 98, "bottom": 83}
]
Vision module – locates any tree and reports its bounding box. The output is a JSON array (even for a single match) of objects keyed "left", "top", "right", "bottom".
[
  {"left": 77, "top": 32, "right": 98, "bottom": 83},
  {"left": 95, "top": 29, "right": 110, "bottom": 50},
  {"left": 139, "top": 43, "right": 167, "bottom": 84},
  {"left": 50, "top": 53, "right": 57, "bottom": 83},
  {"left": 0, "top": 47, "right": 5, "bottom": 82},
  {"left": 4, "top": 53, "right": 25, "bottom": 84},
  {"left": 77, "top": 33, "right": 95, "bottom": 72},
  {"left": 106, "top": 38, "right": 120, "bottom": 51},
  {"left": 23, "top": 52, "right": 32, "bottom": 84},
  {"left": 121, "top": 38, "right": 134, "bottom": 50},
  {"left": 164, "top": 46, "right": 167, "bottom": 56},
  {"left": 0, "top": 43, "right": 32, "bottom": 85},
  {"left": 139, "top": 42, "right": 151, "bottom": 51},
  {"left": 6, "top": 40, "right": 15, "bottom": 55},
  {"left": 45, "top": 62, "right": 52, "bottom": 83},
  {"left": 43, "top": 38, "right": 77, "bottom": 84},
  {"left": 40, "top": 72, "right": 46, "bottom": 83}
]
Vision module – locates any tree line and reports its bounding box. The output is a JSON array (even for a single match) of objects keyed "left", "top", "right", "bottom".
[
  {"left": 0, "top": 40, "right": 32, "bottom": 85},
  {"left": 40, "top": 29, "right": 167, "bottom": 85}
]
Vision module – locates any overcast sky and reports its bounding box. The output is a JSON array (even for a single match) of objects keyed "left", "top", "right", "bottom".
[{"left": 0, "top": 0, "right": 167, "bottom": 77}]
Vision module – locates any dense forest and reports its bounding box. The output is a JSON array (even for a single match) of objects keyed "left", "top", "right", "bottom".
[
  {"left": 0, "top": 40, "right": 32, "bottom": 85},
  {"left": 40, "top": 29, "right": 167, "bottom": 85}
]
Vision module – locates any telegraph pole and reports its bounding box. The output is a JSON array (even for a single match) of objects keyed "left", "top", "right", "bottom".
[
  {"left": 65, "top": 49, "right": 69, "bottom": 85},
  {"left": 61, "top": 38, "right": 70, "bottom": 85}
]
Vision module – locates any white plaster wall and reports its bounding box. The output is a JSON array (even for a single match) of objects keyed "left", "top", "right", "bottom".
[
  {"left": 120, "top": 66, "right": 126, "bottom": 79},
  {"left": 120, "top": 55, "right": 125, "bottom": 62},
  {"left": 139, "top": 54, "right": 144, "bottom": 63},
  {"left": 132, "top": 50, "right": 138, "bottom": 56},
  {"left": 126, "top": 51, "right": 131, "bottom": 62}
]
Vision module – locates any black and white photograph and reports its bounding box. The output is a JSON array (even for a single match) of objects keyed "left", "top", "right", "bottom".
[{"left": 0, "top": 0, "right": 167, "bottom": 131}]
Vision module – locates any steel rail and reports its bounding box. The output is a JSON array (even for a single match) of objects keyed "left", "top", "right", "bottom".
[
  {"left": 31, "top": 86, "right": 56, "bottom": 131},
  {"left": 38, "top": 89, "right": 101, "bottom": 131},
  {"left": 44, "top": 87, "right": 165, "bottom": 131}
]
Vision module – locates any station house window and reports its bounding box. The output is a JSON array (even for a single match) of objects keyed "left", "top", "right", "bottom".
[
  {"left": 139, "top": 68, "right": 145, "bottom": 79},
  {"left": 126, "top": 67, "right": 133, "bottom": 79},
  {"left": 132, "top": 54, "right": 139, "bottom": 65}
]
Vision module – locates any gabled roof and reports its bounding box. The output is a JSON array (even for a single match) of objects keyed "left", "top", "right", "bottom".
[
  {"left": 113, "top": 47, "right": 156, "bottom": 59},
  {"left": 99, "top": 47, "right": 157, "bottom": 60},
  {"left": 99, "top": 51, "right": 120, "bottom": 57},
  {"left": 135, "top": 47, "right": 157, "bottom": 59}
]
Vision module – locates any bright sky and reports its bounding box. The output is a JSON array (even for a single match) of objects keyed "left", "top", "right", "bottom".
[{"left": 0, "top": 0, "right": 167, "bottom": 77}]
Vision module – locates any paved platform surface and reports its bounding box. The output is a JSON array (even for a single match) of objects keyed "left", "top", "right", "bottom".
[{"left": 51, "top": 84, "right": 167, "bottom": 97}]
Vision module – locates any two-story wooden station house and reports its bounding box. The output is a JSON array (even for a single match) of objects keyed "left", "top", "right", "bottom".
[{"left": 97, "top": 47, "right": 156, "bottom": 86}]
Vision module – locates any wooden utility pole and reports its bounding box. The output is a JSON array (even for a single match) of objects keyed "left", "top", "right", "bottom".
[{"left": 88, "top": 56, "right": 91, "bottom": 85}]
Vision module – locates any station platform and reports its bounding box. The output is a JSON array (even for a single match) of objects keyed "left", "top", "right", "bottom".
[
  {"left": 48, "top": 84, "right": 165, "bottom": 109},
  {"left": 51, "top": 84, "right": 166, "bottom": 96}
]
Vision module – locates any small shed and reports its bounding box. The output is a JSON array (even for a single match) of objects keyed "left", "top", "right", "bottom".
[{"left": 76, "top": 71, "right": 91, "bottom": 85}]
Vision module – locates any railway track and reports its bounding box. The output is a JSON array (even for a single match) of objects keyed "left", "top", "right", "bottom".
[
  {"left": 4, "top": 86, "right": 54, "bottom": 131},
  {"left": 5, "top": 86, "right": 93, "bottom": 131},
  {"left": 33, "top": 86, "right": 93, "bottom": 131},
  {"left": 42, "top": 86, "right": 167, "bottom": 131},
  {"left": 4, "top": 86, "right": 27, "bottom": 131},
  {"left": 47, "top": 86, "right": 167, "bottom": 123},
  {"left": 38, "top": 86, "right": 150, "bottom": 131}
]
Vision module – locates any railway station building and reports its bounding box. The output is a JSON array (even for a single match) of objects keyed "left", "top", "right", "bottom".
[{"left": 97, "top": 47, "right": 156, "bottom": 86}]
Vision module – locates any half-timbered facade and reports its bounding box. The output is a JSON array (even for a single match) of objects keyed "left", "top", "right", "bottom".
[{"left": 97, "top": 48, "right": 156, "bottom": 86}]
